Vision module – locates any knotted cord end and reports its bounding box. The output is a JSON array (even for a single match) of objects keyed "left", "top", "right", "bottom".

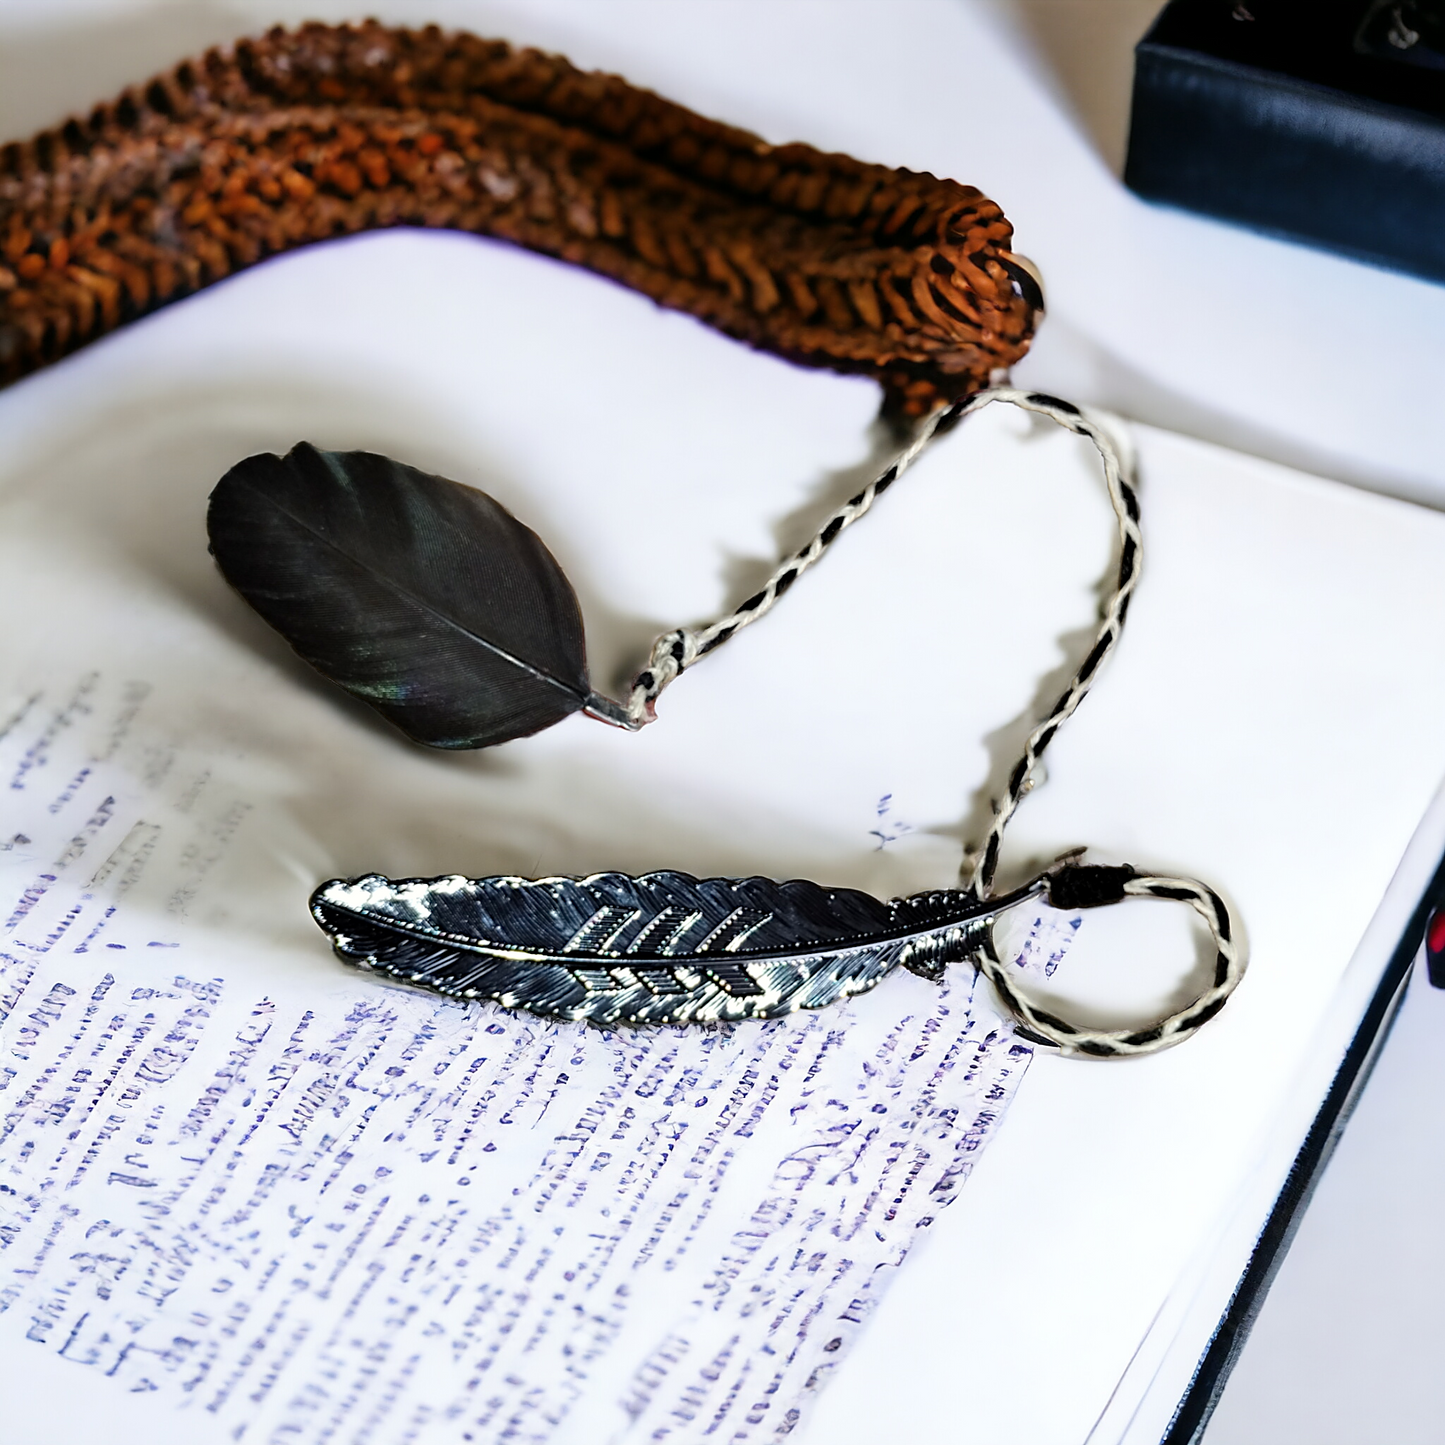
[
  {"left": 1046, "top": 863, "right": 1138, "bottom": 911},
  {"left": 623, "top": 628, "right": 699, "bottom": 727}
]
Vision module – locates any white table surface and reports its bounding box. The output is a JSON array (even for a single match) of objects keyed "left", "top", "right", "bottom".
[
  {"left": 4, "top": 0, "right": 1444, "bottom": 509},
  {"left": 1204, "top": 953, "right": 1445, "bottom": 1445},
  {"left": 3, "top": 3, "right": 1443, "bottom": 1442}
]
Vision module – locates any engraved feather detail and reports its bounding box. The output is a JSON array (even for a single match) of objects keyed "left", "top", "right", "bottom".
[
  {"left": 0, "top": 21, "right": 1037, "bottom": 416},
  {"left": 310, "top": 870, "right": 1035, "bottom": 1025}
]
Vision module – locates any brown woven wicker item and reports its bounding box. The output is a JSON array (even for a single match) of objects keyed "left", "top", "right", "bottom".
[{"left": 0, "top": 20, "right": 1039, "bottom": 417}]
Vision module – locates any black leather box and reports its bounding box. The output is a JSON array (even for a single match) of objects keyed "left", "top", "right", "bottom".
[{"left": 1125, "top": 1, "right": 1445, "bottom": 281}]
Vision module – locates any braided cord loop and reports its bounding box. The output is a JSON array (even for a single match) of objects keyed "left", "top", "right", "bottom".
[
  {"left": 621, "top": 386, "right": 1244, "bottom": 1057},
  {"left": 979, "top": 871, "right": 1242, "bottom": 1058}
]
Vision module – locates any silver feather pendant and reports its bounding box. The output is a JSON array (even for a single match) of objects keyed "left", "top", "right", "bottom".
[{"left": 309, "top": 870, "right": 1043, "bottom": 1025}]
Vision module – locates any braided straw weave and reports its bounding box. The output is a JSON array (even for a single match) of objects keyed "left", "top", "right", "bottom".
[{"left": 0, "top": 20, "right": 1038, "bottom": 415}]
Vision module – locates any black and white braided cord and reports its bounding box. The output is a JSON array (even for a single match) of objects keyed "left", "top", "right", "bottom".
[
  {"left": 623, "top": 387, "right": 1244, "bottom": 1057},
  {"left": 621, "top": 398, "right": 951, "bottom": 725},
  {"left": 953, "top": 391, "right": 1138, "bottom": 901},
  {"left": 980, "top": 869, "right": 1241, "bottom": 1058}
]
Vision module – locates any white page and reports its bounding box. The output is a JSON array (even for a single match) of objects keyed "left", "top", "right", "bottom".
[
  {"left": 806, "top": 435, "right": 1445, "bottom": 1444},
  {"left": 0, "top": 677, "right": 1072, "bottom": 1443}
]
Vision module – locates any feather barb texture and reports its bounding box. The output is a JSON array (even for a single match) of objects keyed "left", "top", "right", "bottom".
[{"left": 310, "top": 869, "right": 1023, "bottom": 1026}]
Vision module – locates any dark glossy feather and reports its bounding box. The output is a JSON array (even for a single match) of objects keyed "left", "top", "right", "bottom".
[
  {"left": 208, "top": 443, "right": 604, "bottom": 748},
  {"left": 310, "top": 870, "right": 1029, "bottom": 1024}
]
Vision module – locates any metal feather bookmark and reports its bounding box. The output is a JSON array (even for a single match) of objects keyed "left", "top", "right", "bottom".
[
  {"left": 311, "top": 869, "right": 1035, "bottom": 1028},
  {"left": 280, "top": 389, "right": 1245, "bottom": 1058}
]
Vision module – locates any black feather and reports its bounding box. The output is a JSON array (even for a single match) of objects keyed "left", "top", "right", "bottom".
[
  {"left": 310, "top": 870, "right": 1033, "bottom": 1025},
  {"left": 207, "top": 443, "right": 611, "bottom": 748}
]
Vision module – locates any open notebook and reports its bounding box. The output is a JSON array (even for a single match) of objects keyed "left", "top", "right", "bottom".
[{"left": 3, "top": 229, "right": 1445, "bottom": 1445}]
